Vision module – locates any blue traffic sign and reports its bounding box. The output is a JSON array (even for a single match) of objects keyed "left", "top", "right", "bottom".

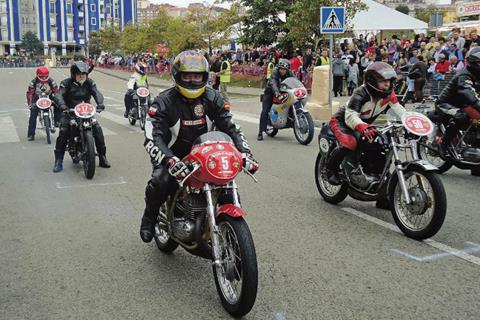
[{"left": 321, "top": 7, "right": 345, "bottom": 34}]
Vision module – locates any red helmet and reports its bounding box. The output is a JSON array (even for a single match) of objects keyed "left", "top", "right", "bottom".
[{"left": 36, "top": 66, "right": 49, "bottom": 82}]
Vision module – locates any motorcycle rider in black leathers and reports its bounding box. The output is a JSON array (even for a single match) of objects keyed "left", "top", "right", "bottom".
[
  {"left": 124, "top": 62, "right": 149, "bottom": 118},
  {"left": 436, "top": 47, "right": 480, "bottom": 176},
  {"left": 257, "top": 59, "right": 296, "bottom": 141},
  {"left": 139, "top": 50, "right": 259, "bottom": 243},
  {"left": 53, "top": 61, "right": 111, "bottom": 172},
  {"left": 327, "top": 62, "right": 406, "bottom": 208}
]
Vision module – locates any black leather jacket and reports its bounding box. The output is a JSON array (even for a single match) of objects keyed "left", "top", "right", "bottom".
[
  {"left": 438, "top": 69, "right": 480, "bottom": 111},
  {"left": 144, "top": 87, "right": 251, "bottom": 166},
  {"left": 55, "top": 78, "right": 104, "bottom": 108},
  {"left": 265, "top": 68, "right": 297, "bottom": 96}
]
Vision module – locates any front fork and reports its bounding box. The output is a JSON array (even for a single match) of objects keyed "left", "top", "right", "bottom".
[
  {"left": 204, "top": 182, "right": 241, "bottom": 266},
  {"left": 391, "top": 138, "right": 412, "bottom": 204}
]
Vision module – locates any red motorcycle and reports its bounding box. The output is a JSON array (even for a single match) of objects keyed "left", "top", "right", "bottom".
[{"left": 153, "top": 132, "right": 258, "bottom": 318}]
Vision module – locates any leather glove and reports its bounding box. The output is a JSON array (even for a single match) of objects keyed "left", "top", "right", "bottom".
[
  {"left": 167, "top": 156, "right": 191, "bottom": 181},
  {"left": 355, "top": 123, "right": 378, "bottom": 142},
  {"left": 96, "top": 104, "right": 105, "bottom": 113},
  {"left": 242, "top": 153, "right": 259, "bottom": 175},
  {"left": 60, "top": 104, "right": 68, "bottom": 112}
]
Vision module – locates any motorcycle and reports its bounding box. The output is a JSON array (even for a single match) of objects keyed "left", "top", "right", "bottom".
[
  {"left": 315, "top": 112, "right": 447, "bottom": 240},
  {"left": 265, "top": 77, "right": 315, "bottom": 145},
  {"left": 153, "top": 131, "right": 258, "bottom": 318},
  {"left": 36, "top": 92, "right": 56, "bottom": 144},
  {"left": 66, "top": 102, "right": 98, "bottom": 179},
  {"left": 416, "top": 104, "right": 480, "bottom": 176},
  {"left": 128, "top": 86, "right": 150, "bottom": 130}
]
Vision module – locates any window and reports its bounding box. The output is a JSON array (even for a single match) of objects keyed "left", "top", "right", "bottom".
[
  {"left": 49, "top": 2, "right": 55, "bottom": 13},
  {"left": 90, "top": 4, "right": 96, "bottom": 12},
  {"left": 91, "top": 17, "right": 96, "bottom": 25},
  {"left": 66, "top": 3, "right": 73, "bottom": 14}
]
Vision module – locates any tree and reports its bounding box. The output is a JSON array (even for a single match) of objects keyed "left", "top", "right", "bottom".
[
  {"left": 415, "top": 5, "right": 440, "bottom": 23},
  {"left": 163, "top": 18, "right": 206, "bottom": 55},
  {"left": 98, "top": 28, "right": 121, "bottom": 52},
  {"left": 20, "top": 31, "right": 43, "bottom": 55},
  {"left": 119, "top": 24, "right": 149, "bottom": 54},
  {"left": 88, "top": 31, "right": 101, "bottom": 55},
  {"left": 395, "top": 5, "right": 410, "bottom": 15}
]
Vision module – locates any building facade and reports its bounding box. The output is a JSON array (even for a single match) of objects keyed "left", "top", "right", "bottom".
[{"left": 0, "top": 0, "right": 136, "bottom": 56}]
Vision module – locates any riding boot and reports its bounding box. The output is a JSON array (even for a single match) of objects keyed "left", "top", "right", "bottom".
[
  {"left": 99, "top": 155, "right": 111, "bottom": 168},
  {"left": 53, "top": 150, "right": 64, "bottom": 173},
  {"left": 326, "top": 147, "right": 349, "bottom": 185},
  {"left": 140, "top": 207, "right": 158, "bottom": 243},
  {"left": 257, "top": 132, "right": 263, "bottom": 141},
  {"left": 95, "top": 134, "right": 111, "bottom": 168}
]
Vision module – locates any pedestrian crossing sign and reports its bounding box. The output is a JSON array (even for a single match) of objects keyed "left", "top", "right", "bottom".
[{"left": 321, "top": 7, "right": 345, "bottom": 34}]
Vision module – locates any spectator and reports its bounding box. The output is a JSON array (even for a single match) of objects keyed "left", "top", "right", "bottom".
[
  {"left": 434, "top": 53, "right": 450, "bottom": 80},
  {"left": 409, "top": 55, "right": 428, "bottom": 102},
  {"left": 449, "top": 55, "right": 465, "bottom": 73},
  {"left": 427, "top": 58, "right": 436, "bottom": 80},
  {"left": 452, "top": 31, "right": 466, "bottom": 51},
  {"left": 449, "top": 43, "right": 464, "bottom": 62},
  {"left": 332, "top": 54, "right": 346, "bottom": 97},
  {"left": 346, "top": 58, "right": 359, "bottom": 96}
]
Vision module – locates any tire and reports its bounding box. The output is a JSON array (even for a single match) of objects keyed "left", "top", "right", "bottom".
[
  {"left": 293, "top": 111, "right": 314, "bottom": 145},
  {"left": 139, "top": 106, "right": 146, "bottom": 131},
  {"left": 43, "top": 114, "right": 51, "bottom": 145},
  {"left": 389, "top": 169, "right": 447, "bottom": 240},
  {"left": 128, "top": 107, "right": 137, "bottom": 126},
  {"left": 213, "top": 215, "right": 257, "bottom": 318},
  {"left": 83, "top": 130, "right": 96, "bottom": 179},
  {"left": 265, "top": 126, "right": 278, "bottom": 137},
  {"left": 471, "top": 166, "right": 480, "bottom": 176},
  {"left": 154, "top": 205, "right": 179, "bottom": 253},
  {"left": 314, "top": 152, "right": 348, "bottom": 204},
  {"left": 417, "top": 136, "right": 453, "bottom": 174}
]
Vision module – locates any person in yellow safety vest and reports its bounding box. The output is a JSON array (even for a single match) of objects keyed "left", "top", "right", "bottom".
[
  {"left": 263, "top": 57, "right": 276, "bottom": 89},
  {"left": 219, "top": 54, "right": 231, "bottom": 102},
  {"left": 124, "top": 62, "right": 149, "bottom": 118},
  {"left": 318, "top": 48, "right": 330, "bottom": 66}
]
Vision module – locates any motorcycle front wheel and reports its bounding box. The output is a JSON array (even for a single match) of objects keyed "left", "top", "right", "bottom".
[
  {"left": 314, "top": 153, "right": 348, "bottom": 204},
  {"left": 83, "top": 130, "right": 96, "bottom": 179},
  {"left": 417, "top": 136, "right": 453, "bottom": 174},
  {"left": 213, "top": 215, "right": 257, "bottom": 318},
  {"left": 139, "top": 106, "right": 146, "bottom": 131},
  {"left": 43, "top": 114, "right": 51, "bottom": 144},
  {"left": 128, "top": 107, "right": 137, "bottom": 126},
  {"left": 154, "top": 204, "right": 178, "bottom": 253},
  {"left": 293, "top": 111, "right": 314, "bottom": 145},
  {"left": 389, "top": 169, "right": 447, "bottom": 240}
]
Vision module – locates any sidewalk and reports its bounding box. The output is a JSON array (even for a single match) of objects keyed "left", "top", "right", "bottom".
[{"left": 94, "top": 67, "right": 263, "bottom": 96}]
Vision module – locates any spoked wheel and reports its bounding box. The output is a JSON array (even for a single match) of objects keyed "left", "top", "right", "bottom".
[
  {"left": 417, "top": 136, "right": 453, "bottom": 173},
  {"left": 293, "top": 111, "right": 314, "bottom": 145},
  {"left": 139, "top": 106, "right": 146, "bottom": 131},
  {"left": 213, "top": 215, "right": 257, "bottom": 318},
  {"left": 43, "top": 115, "right": 51, "bottom": 144},
  {"left": 83, "top": 131, "right": 96, "bottom": 179},
  {"left": 389, "top": 170, "right": 447, "bottom": 240},
  {"left": 128, "top": 107, "right": 137, "bottom": 126},
  {"left": 154, "top": 204, "right": 178, "bottom": 253},
  {"left": 314, "top": 153, "right": 348, "bottom": 204}
]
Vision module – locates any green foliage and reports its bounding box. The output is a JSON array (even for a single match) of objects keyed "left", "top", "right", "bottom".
[
  {"left": 415, "top": 5, "right": 440, "bottom": 23},
  {"left": 20, "top": 31, "right": 43, "bottom": 55},
  {"left": 97, "top": 28, "right": 121, "bottom": 52},
  {"left": 395, "top": 5, "right": 410, "bottom": 15}
]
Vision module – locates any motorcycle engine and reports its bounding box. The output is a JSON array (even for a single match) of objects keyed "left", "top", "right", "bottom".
[
  {"left": 350, "top": 166, "right": 381, "bottom": 190},
  {"left": 173, "top": 193, "right": 206, "bottom": 243},
  {"left": 350, "top": 141, "right": 387, "bottom": 190}
]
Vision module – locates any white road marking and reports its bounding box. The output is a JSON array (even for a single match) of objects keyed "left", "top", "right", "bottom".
[
  {"left": 56, "top": 176, "right": 126, "bottom": 189},
  {"left": 0, "top": 115, "right": 20, "bottom": 143},
  {"left": 97, "top": 111, "right": 142, "bottom": 132},
  {"left": 231, "top": 111, "right": 258, "bottom": 124},
  {"left": 104, "top": 96, "right": 123, "bottom": 103},
  {"left": 391, "top": 242, "right": 480, "bottom": 262},
  {"left": 103, "top": 89, "right": 125, "bottom": 95},
  {"left": 341, "top": 207, "right": 480, "bottom": 266}
]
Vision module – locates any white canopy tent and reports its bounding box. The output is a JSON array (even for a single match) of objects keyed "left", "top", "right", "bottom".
[{"left": 349, "top": 0, "right": 428, "bottom": 35}]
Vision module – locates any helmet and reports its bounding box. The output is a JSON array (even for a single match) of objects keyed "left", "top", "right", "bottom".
[
  {"left": 171, "top": 50, "right": 209, "bottom": 100},
  {"left": 36, "top": 66, "right": 49, "bottom": 82},
  {"left": 363, "top": 62, "right": 397, "bottom": 99},
  {"left": 135, "top": 62, "right": 146, "bottom": 75},
  {"left": 466, "top": 47, "right": 480, "bottom": 78},
  {"left": 277, "top": 59, "right": 290, "bottom": 70},
  {"left": 70, "top": 61, "right": 89, "bottom": 79}
]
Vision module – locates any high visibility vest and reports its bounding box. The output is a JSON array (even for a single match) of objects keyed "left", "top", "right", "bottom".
[
  {"left": 220, "top": 61, "right": 231, "bottom": 83},
  {"left": 267, "top": 62, "right": 274, "bottom": 79},
  {"left": 137, "top": 74, "right": 148, "bottom": 86},
  {"left": 320, "top": 56, "right": 330, "bottom": 65}
]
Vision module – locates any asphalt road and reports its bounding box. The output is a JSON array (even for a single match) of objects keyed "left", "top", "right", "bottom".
[{"left": 0, "top": 68, "right": 479, "bottom": 320}]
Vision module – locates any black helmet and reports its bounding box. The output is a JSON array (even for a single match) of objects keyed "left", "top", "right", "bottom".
[
  {"left": 466, "top": 47, "right": 480, "bottom": 78},
  {"left": 70, "top": 61, "right": 89, "bottom": 78},
  {"left": 277, "top": 59, "right": 290, "bottom": 70},
  {"left": 364, "top": 62, "right": 397, "bottom": 99}
]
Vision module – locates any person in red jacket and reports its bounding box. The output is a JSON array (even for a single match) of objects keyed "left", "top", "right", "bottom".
[{"left": 435, "top": 53, "right": 451, "bottom": 74}]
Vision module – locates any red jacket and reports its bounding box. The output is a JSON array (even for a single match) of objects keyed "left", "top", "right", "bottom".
[
  {"left": 435, "top": 61, "right": 450, "bottom": 74},
  {"left": 26, "top": 78, "right": 59, "bottom": 106}
]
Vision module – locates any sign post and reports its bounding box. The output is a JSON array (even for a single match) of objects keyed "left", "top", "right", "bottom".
[{"left": 321, "top": 7, "right": 345, "bottom": 114}]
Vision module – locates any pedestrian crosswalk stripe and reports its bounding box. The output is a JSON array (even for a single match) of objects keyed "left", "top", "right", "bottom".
[
  {"left": 97, "top": 111, "right": 143, "bottom": 132},
  {"left": 0, "top": 115, "right": 20, "bottom": 143}
]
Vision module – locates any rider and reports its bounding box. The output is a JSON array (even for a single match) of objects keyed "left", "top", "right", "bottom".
[
  {"left": 26, "top": 66, "right": 60, "bottom": 141},
  {"left": 52, "top": 61, "right": 111, "bottom": 173},
  {"left": 436, "top": 47, "right": 480, "bottom": 176},
  {"left": 124, "top": 62, "right": 149, "bottom": 118},
  {"left": 327, "top": 62, "right": 406, "bottom": 208},
  {"left": 258, "top": 58, "right": 296, "bottom": 141},
  {"left": 139, "top": 50, "right": 259, "bottom": 243}
]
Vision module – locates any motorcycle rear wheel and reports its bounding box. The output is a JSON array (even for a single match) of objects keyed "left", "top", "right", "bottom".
[
  {"left": 389, "top": 169, "right": 447, "bottom": 240},
  {"left": 213, "top": 215, "right": 257, "bottom": 318},
  {"left": 83, "top": 130, "right": 96, "bottom": 179},
  {"left": 417, "top": 136, "right": 453, "bottom": 174},
  {"left": 314, "top": 153, "right": 348, "bottom": 204}
]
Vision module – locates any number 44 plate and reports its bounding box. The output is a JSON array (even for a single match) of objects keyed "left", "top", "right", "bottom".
[{"left": 401, "top": 112, "right": 434, "bottom": 137}]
